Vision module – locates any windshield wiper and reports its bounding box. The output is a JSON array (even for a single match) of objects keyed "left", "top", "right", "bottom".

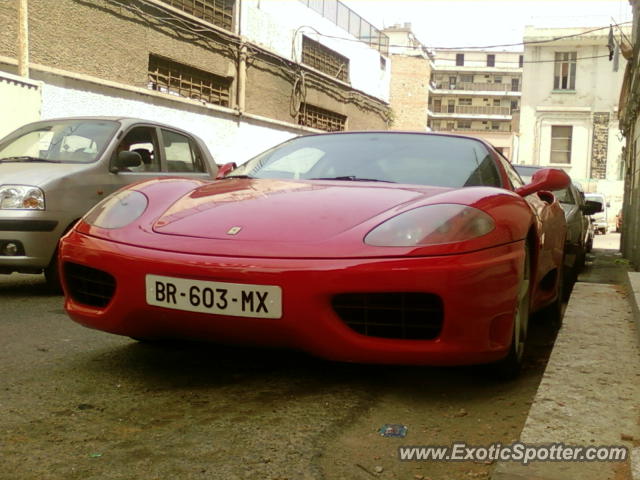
[
  {"left": 310, "top": 175, "right": 395, "bottom": 183},
  {"left": 0, "top": 156, "right": 61, "bottom": 163},
  {"left": 222, "top": 174, "right": 255, "bottom": 179}
]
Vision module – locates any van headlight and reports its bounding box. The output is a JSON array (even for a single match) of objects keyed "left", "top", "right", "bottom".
[
  {"left": 0, "top": 185, "right": 45, "bottom": 210},
  {"left": 83, "top": 190, "right": 148, "bottom": 229}
]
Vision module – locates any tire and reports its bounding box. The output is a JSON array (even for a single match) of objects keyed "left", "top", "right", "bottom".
[
  {"left": 585, "top": 236, "right": 593, "bottom": 253},
  {"left": 492, "top": 244, "right": 530, "bottom": 379},
  {"left": 44, "top": 251, "right": 63, "bottom": 294}
]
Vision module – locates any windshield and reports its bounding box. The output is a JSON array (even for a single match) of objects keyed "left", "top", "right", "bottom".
[
  {"left": 0, "top": 120, "right": 119, "bottom": 164},
  {"left": 230, "top": 133, "right": 502, "bottom": 188}
]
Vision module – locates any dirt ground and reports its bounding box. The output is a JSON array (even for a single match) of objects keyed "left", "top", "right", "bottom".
[{"left": 1, "top": 234, "right": 622, "bottom": 480}]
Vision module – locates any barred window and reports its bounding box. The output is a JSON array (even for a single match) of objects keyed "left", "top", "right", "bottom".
[
  {"left": 302, "top": 36, "right": 350, "bottom": 82},
  {"left": 148, "top": 55, "right": 231, "bottom": 107},
  {"left": 160, "top": 0, "right": 235, "bottom": 31},
  {"left": 299, "top": 104, "right": 346, "bottom": 131}
]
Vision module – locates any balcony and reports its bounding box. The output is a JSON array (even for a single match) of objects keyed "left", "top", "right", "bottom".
[
  {"left": 432, "top": 82, "right": 521, "bottom": 93},
  {"left": 430, "top": 105, "right": 512, "bottom": 116}
]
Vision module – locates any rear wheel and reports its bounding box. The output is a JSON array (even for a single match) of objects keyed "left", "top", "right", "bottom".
[{"left": 492, "top": 244, "right": 530, "bottom": 379}]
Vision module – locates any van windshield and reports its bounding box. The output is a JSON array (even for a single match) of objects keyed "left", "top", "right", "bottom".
[{"left": 0, "top": 120, "right": 119, "bottom": 164}]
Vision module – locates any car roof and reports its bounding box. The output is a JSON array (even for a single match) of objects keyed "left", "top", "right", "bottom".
[{"left": 32, "top": 116, "right": 183, "bottom": 130}]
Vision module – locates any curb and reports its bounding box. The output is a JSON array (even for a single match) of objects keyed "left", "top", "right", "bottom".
[{"left": 492, "top": 277, "right": 640, "bottom": 480}]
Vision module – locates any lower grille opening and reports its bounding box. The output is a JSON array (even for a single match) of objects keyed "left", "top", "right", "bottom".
[
  {"left": 332, "top": 292, "right": 443, "bottom": 340},
  {"left": 64, "top": 262, "right": 116, "bottom": 308}
]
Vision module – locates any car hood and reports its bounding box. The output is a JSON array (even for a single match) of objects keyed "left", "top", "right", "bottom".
[
  {"left": 0, "top": 162, "right": 90, "bottom": 186},
  {"left": 152, "top": 179, "right": 448, "bottom": 243}
]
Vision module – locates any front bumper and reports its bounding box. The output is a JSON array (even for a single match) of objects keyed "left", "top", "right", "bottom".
[
  {"left": 60, "top": 230, "right": 525, "bottom": 366},
  {"left": 0, "top": 211, "right": 68, "bottom": 272}
]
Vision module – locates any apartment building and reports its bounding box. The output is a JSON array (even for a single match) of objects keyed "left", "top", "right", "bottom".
[
  {"left": 0, "top": 0, "right": 391, "bottom": 164},
  {"left": 427, "top": 49, "right": 523, "bottom": 159},
  {"left": 518, "top": 25, "right": 628, "bottom": 208}
]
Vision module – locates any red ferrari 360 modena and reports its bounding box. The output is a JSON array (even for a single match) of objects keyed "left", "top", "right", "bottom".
[{"left": 60, "top": 132, "right": 569, "bottom": 377}]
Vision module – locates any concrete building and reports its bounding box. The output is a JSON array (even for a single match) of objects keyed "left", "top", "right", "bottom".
[
  {"left": 618, "top": 1, "right": 640, "bottom": 266},
  {"left": 382, "top": 23, "right": 433, "bottom": 131},
  {"left": 518, "top": 25, "right": 628, "bottom": 216},
  {"left": 0, "top": 0, "right": 391, "bottom": 164},
  {"left": 427, "top": 49, "right": 523, "bottom": 159}
]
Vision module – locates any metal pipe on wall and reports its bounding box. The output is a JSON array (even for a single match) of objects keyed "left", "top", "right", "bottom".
[{"left": 18, "top": 0, "right": 29, "bottom": 78}]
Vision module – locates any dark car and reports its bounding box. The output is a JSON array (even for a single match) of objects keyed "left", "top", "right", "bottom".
[{"left": 514, "top": 165, "right": 601, "bottom": 277}]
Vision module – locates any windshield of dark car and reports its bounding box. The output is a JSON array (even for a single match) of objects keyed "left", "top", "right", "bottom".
[
  {"left": 0, "top": 120, "right": 119, "bottom": 164},
  {"left": 230, "top": 133, "right": 502, "bottom": 188}
]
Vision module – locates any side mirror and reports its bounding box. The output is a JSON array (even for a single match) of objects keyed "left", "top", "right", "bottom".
[
  {"left": 515, "top": 168, "right": 571, "bottom": 198},
  {"left": 582, "top": 200, "right": 603, "bottom": 216},
  {"left": 111, "top": 151, "right": 142, "bottom": 172},
  {"left": 215, "top": 161, "right": 237, "bottom": 179}
]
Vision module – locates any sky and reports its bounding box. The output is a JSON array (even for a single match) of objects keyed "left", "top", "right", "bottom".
[{"left": 341, "top": 0, "right": 633, "bottom": 51}]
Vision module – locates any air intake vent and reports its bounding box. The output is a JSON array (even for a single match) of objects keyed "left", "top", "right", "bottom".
[
  {"left": 332, "top": 292, "right": 443, "bottom": 340},
  {"left": 64, "top": 262, "right": 116, "bottom": 308}
]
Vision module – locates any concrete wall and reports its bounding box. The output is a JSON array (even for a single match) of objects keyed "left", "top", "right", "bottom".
[
  {"left": 242, "top": 0, "right": 390, "bottom": 103},
  {"left": 387, "top": 55, "right": 430, "bottom": 131},
  {"left": 0, "top": 0, "right": 390, "bottom": 134},
  {"left": 0, "top": 71, "right": 42, "bottom": 139},
  {"left": 519, "top": 26, "right": 627, "bottom": 184},
  {"left": 36, "top": 72, "right": 297, "bottom": 165}
]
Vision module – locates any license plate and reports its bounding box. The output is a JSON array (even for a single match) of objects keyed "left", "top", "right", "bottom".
[{"left": 145, "top": 274, "right": 282, "bottom": 319}]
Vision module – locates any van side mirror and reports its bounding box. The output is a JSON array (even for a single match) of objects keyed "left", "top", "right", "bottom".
[
  {"left": 582, "top": 200, "right": 603, "bottom": 216},
  {"left": 111, "top": 151, "right": 142, "bottom": 173}
]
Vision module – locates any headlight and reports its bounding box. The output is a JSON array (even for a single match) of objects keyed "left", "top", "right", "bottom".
[
  {"left": 0, "top": 185, "right": 45, "bottom": 210},
  {"left": 83, "top": 190, "right": 148, "bottom": 229},
  {"left": 365, "top": 204, "right": 495, "bottom": 247}
]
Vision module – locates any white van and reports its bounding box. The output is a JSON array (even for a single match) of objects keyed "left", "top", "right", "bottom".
[{"left": 584, "top": 193, "right": 609, "bottom": 234}]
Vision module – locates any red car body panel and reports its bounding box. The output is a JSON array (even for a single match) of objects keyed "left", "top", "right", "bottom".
[
  {"left": 62, "top": 230, "right": 523, "bottom": 365},
  {"left": 59, "top": 132, "right": 568, "bottom": 366}
]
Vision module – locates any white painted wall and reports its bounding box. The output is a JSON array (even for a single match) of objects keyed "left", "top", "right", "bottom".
[
  {"left": 242, "top": 0, "right": 390, "bottom": 102},
  {"left": 40, "top": 81, "right": 299, "bottom": 166},
  {"left": 0, "top": 72, "right": 42, "bottom": 138},
  {"left": 519, "top": 26, "right": 627, "bottom": 185}
]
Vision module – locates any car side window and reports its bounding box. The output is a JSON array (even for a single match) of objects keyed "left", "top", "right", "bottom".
[
  {"left": 115, "top": 126, "right": 161, "bottom": 172},
  {"left": 161, "top": 129, "right": 205, "bottom": 173}
]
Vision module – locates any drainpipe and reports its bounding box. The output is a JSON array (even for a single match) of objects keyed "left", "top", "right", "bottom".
[
  {"left": 237, "top": 41, "right": 247, "bottom": 113},
  {"left": 235, "top": 0, "right": 245, "bottom": 114},
  {"left": 17, "top": 0, "right": 29, "bottom": 78}
]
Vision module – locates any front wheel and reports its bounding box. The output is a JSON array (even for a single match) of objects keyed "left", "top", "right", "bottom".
[
  {"left": 492, "top": 244, "right": 530, "bottom": 379},
  {"left": 44, "top": 251, "right": 63, "bottom": 294}
]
